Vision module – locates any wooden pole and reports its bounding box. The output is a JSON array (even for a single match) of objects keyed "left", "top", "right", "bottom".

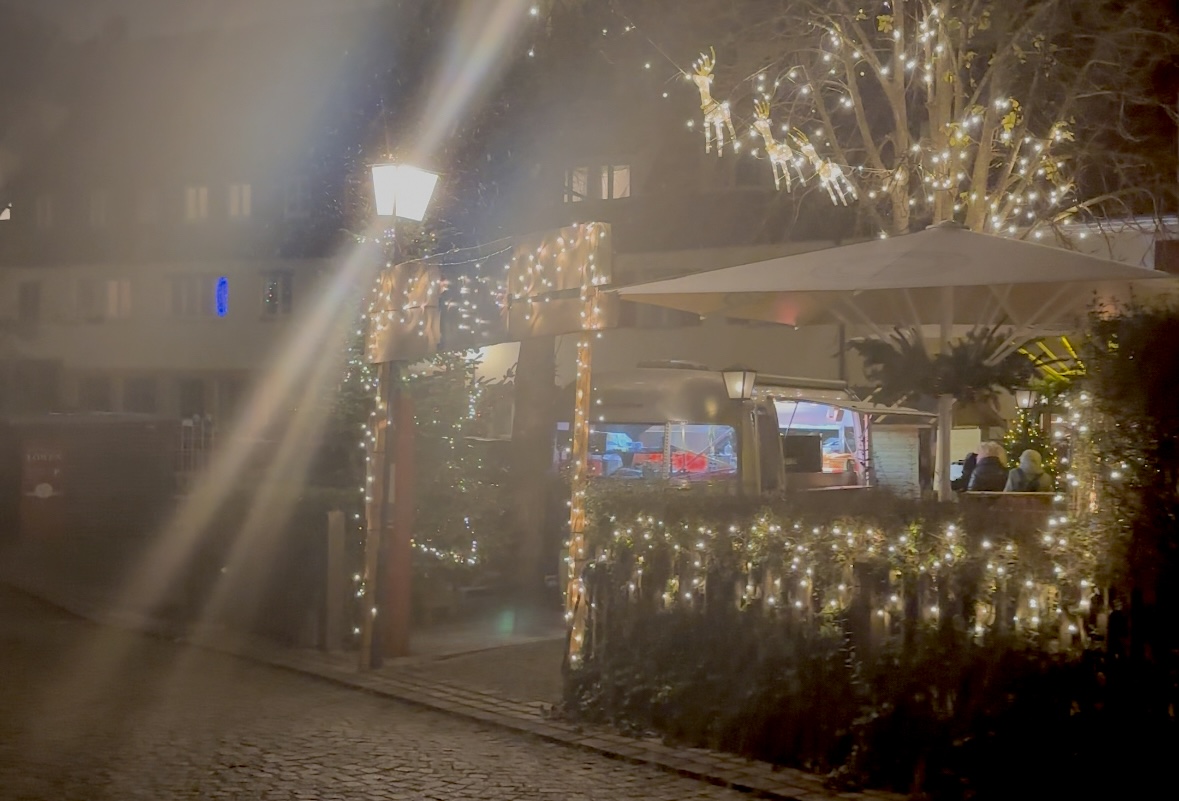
[
  {"left": 738, "top": 402, "right": 760, "bottom": 495},
  {"left": 383, "top": 388, "right": 414, "bottom": 658},
  {"left": 359, "top": 361, "right": 395, "bottom": 669},
  {"left": 508, "top": 337, "right": 557, "bottom": 633},
  {"left": 565, "top": 335, "right": 593, "bottom": 665},
  {"left": 936, "top": 286, "right": 955, "bottom": 501}
]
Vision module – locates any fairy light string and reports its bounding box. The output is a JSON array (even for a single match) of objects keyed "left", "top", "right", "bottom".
[
  {"left": 358, "top": 222, "right": 613, "bottom": 653},
  {"left": 583, "top": 489, "right": 1096, "bottom": 648},
  {"left": 526, "top": 2, "right": 1085, "bottom": 236}
]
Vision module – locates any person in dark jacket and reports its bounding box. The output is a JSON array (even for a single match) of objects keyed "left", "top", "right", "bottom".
[
  {"left": 1004, "top": 449, "right": 1053, "bottom": 492},
  {"left": 967, "top": 441, "right": 1007, "bottom": 492},
  {"left": 951, "top": 452, "right": 977, "bottom": 492}
]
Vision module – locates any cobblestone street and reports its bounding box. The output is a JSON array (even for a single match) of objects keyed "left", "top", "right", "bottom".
[{"left": 0, "top": 587, "right": 743, "bottom": 801}]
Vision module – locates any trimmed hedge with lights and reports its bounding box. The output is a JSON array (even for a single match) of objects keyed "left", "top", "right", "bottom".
[
  {"left": 575, "top": 488, "right": 1096, "bottom": 649},
  {"left": 561, "top": 308, "right": 1179, "bottom": 797},
  {"left": 560, "top": 487, "right": 1175, "bottom": 797}
]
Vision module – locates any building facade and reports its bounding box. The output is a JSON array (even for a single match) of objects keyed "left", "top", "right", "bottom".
[
  {"left": 0, "top": 12, "right": 385, "bottom": 419},
  {"left": 1, "top": 5, "right": 1173, "bottom": 424}
]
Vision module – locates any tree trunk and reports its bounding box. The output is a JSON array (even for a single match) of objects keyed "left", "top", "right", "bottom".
[{"left": 509, "top": 336, "right": 557, "bottom": 633}]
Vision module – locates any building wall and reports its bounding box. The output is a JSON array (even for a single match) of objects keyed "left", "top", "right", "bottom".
[
  {"left": 1047, "top": 218, "right": 1179, "bottom": 268},
  {"left": 2, "top": 11, "right": 1172, "bottom": 427},
  {"left": 0, "top": 257, "right": 330, "bottom": 417},
  {"left": 554, "top": 321, "right": 846, "bottom": 386},
  {"left": 0, "top": 12, "right": 381, "bottom": 420}
]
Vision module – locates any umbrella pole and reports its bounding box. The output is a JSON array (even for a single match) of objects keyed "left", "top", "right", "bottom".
[
  {"left": 936, "top": 287, "right": 954, "bottom": 501},
  {"left": 936, "top": 395, "right": 954, "bottom": 500}
]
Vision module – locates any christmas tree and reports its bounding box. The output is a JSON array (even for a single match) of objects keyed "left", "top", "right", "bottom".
[
  {"left": 1003, "top": 405, "right": 1056, "bottom": 479},
  {"left": 403, "top": 350, "right": 507, "bottom": 584}
]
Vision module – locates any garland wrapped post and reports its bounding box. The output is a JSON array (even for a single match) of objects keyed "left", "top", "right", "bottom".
[{"left": 353, "top": 225, "right": 512, "bottom": 662}]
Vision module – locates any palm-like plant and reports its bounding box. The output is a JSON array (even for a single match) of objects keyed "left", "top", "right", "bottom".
[{"left": 850, "top": 327, "right": 1043, "bottom": 409}]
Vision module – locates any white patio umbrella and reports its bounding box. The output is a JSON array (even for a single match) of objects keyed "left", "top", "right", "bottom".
[{"left": 616, "top": 222, "right": 1179, "bottom": 499}]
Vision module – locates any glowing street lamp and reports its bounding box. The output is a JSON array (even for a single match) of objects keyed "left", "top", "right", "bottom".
[
  {"left": 722, "top": 366, "right": 758, "bottom": 400},
  {"left": 363, "top": 160, "right": 439, "bottom": 668},
  {"left": 370, "top": 162, "right": 440, "bottom": 222},
  {"left": 1014, "top": 388, "right": 1041, "bottom": 409},
  {"left": 722, "top": 367, "right": 758, "bottom": 495}
]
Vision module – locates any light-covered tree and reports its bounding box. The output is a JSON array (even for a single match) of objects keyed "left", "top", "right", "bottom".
[
  {"left": 632, "top": 0, "right": 1176, "bottom": 500},
  {"left": 622, "top": 0, "right": 1177, "bottom": 238}
]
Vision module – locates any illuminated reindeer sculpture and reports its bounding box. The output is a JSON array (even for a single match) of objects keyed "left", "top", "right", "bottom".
[
  {"left": 792, "top": 130, "right": 858, "bottom": 206},
  {"left": 751, "top": 99, "right": 801, "bottom": 191},
  {"left": 688, "top": 48, "right": 736, "bottom": 156}
]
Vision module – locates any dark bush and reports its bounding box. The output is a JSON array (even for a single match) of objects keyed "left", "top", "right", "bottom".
[
  {"left": 565, "top": 598, "right": 1178, "bottom": 798},
  {"left": 564, "top": 485, "right": 1179, "bottom": 797}
]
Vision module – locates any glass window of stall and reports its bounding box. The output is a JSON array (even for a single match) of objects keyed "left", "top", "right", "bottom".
[
  {"left": 774, "top": 400, "right": 864, "bottom": 479},
  {"left": 554, "top": 422, "right": 738, "bottom": 482}
]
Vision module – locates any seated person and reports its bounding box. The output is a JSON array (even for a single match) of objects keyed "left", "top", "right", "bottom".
[
  {"left": 951, "top": 452, "right": 977, "bottom": 492},
  {"left": 1005, "top": 449, "right": 1053, "bottom": 492},
  {"left": 967, "top": 441, "right": 1007, "bottom": 492}
]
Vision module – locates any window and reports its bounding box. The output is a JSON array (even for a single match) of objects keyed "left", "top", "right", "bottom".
[
  {"left": 178, "top": 378, "right": 206, "bottom": 418},
  {"left": 217, "top": 377, "right": 245, "bottom": 418},
  {"left": 77, "top": 278, "right": 131, "bottom": 322},
  {"left": 261, "top": 271, "right": 293, "bottom": 317},
  {"left": 600, "top": 165, "right": 631, "bottom": 199},
  {"left": 79, "top": 376, "right": 114, "bottom": 412},
  {"left": 89, "top": 190, "right": 109, "bottom": 228},
  {"left": 228, "top": 183, "right": 252, "bottom": 219},
  {"left": 136, "top": 188, "right": 159, "bottom": 224},
  {"left": 564, "top": 165, "right": 631, "bottom": 202},
  {"left": 283, "top": 177, "right": 311, "bottom": 219},
  {"left": 17, "top": 281, "right": 41, "bottom": 323},
  {"left": 35, "top": 196, "right": 53, "bottom": 229},
  {"left": 170, "top": 274, "right": 215, "bottom": 317},
  {"left": 185, "top": 185, "right": 209, "bottom": 222},
  {"left": 563, "top": 167, "right": 589, "bottom": 203},
  {"left": 2, "top": 360, "right": 58, "bottom": 413},
  {"left": 1, "top": 204, "right": 12, "bottom": 221},
  {"left": 123, "top": 377, "right": 158, "bottom": 413},
  {"left": 555, "top": 422, "right": 738, "bottom": 481},
  {"left": 775, "top": 401, "right": 861, "bottom": 475},
  {"left": 1156, "top": 239, "right": 1179, "bottom": 274}
]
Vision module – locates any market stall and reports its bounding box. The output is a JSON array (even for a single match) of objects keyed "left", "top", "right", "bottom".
[{"left": 556, "top": 364, "right": 935, "bottom": 496}]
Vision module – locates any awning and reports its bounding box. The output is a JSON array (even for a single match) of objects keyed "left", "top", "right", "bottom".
[
  {"left": 766, "top": 395, "right": 936, "bottom": 423},
  {"left": 616, "top": 222, "right": 1178, "bottom": 338}
]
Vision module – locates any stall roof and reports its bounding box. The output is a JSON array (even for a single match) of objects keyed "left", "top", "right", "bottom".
[
  {"left": 769, "top": 395, "right": 936, "bottom": 423},
  {"left": 615, "top": 222, "right": 1178, "bottom": 335}
]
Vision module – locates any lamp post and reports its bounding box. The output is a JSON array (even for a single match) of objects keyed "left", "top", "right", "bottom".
[
  {"left": 365, "top": 161, "right": 438, "bottom": 667},
  {"left": 1014, "top": 387, "right": 1041, "bottom": 409},
  {"left": 721, "top": 367, "right": 757, "bottom": 401},
  {"left": 721, "top": 367, "right": 758, "bottom": 494},
  {"left": 1011, "top": 386, "right": 1049, "bottom": 464}
]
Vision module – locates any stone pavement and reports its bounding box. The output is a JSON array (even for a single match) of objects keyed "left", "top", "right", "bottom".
[
  {"left": 0, "top": 586, "right": 752, "bottom": 801},
  {"left": 1, "top": 556, "right": 903, "bottom": 801},
  {"left": 194, "top": 634, "right": 892, "bottom": 801}
]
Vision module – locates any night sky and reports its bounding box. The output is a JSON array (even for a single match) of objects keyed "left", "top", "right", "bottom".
[{"left": 2, "top": 0, "right": 389, "bottom": 38}]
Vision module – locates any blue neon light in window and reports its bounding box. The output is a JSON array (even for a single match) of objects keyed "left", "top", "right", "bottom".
[{"left": 215, "top": 276, "right": 229, "bottom": 317}]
